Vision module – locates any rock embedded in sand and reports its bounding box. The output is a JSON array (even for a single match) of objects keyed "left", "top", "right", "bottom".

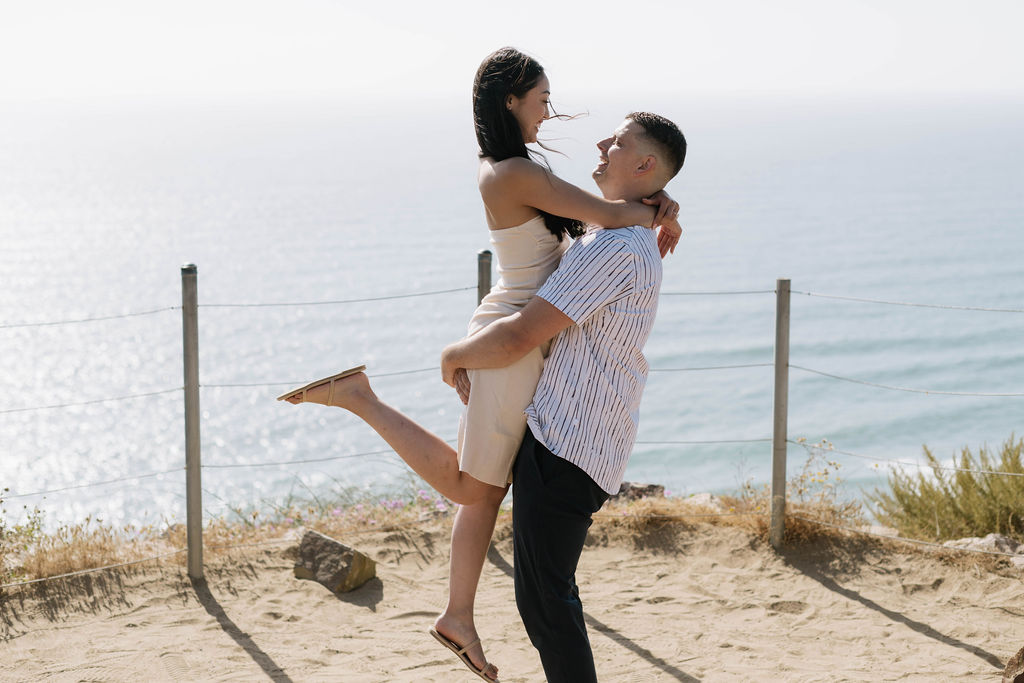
[
  {"left": 1004, "top": 644, "right": 1024, "bottom": 683},
  {"left": 614, "top": 481, "right": 665, "bottom": 501},
  {"left": 942, "top": 533, "right": 1021, "bottom": 554},
  {"left": 679, "top": 492, "right": 725, "bottom": 511},
  {"left": 294, "top": 529, "right": 376, "bottom": 593},
  {"left": 942, "top": 533, "right": 1024, "bottom": 569}
]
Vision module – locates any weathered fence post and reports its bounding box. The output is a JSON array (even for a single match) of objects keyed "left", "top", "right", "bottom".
[
  {"left": 181, "top": 264, "right": 203, "bottom": 579},
  {"left": 477, "top": 250, "right": 492, "bottom": 306},
  {"left": 770, "top": 278, "right": 791, "bottom": 550}
]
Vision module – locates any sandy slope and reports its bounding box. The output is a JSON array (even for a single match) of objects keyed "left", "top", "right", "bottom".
[{"left": 1, "top": 520, "right": 1021, "bottom": 682}]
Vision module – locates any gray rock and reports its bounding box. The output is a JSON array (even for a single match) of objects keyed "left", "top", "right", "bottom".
[
  {"left": 294, "top": 529, "right": 376, "bottom": 593},
  {"left": 942, "top": 533, "right": 1021, "bottom": 555},
  {"left": 1004, "top": 644, "right": 1024, "bottom": 683},
  {"left": 614, "top": 481, "right": 665, "bottom": 501},
  {"left": 679, "top": 493, "right": 725, "bottom": 511}
]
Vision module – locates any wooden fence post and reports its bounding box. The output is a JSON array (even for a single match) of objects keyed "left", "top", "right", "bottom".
[
  {"left": 181, "top": 264, "right": 203, "bottom": 579},
  {"left": 477, "top": 250, "right": 492, "bottom": 306},
  {"left": 770, "top": 278, "right": 791, "bottom": 550}
]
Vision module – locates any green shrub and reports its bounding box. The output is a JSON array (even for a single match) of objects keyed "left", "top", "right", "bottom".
[{"left": 868, "top": 435, "right": 1024, "bottom": 543}]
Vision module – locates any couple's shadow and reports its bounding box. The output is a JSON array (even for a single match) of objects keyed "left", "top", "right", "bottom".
[{"left": 486, "top": 542, "right": 698, "bottom": 682}]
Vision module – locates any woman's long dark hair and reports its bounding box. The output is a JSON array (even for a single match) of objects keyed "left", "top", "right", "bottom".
[{"left": 473, "top": 47, "right": 584, "bottom": 241}]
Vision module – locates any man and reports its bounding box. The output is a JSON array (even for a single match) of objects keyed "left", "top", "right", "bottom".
[{"left": 441, "top": 111, "right": 687, "bottom": 682}]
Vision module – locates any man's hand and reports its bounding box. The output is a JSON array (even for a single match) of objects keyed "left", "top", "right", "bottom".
[
  {"left": 642, "top": 189, "right": 679, "bottom": 229},
  {"left": 440, "top": 343, "right": 460, "bottom": 387},
  {"left": 439, "top": 297, "right": 573, "bottom": 387},
  {"left": 453, "top": 368, "right": 471, "bottom": 405}
]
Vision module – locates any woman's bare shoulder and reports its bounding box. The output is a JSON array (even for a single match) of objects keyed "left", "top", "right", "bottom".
[{"left": 478, "top": 156, "right": 545, "bottom": 189}]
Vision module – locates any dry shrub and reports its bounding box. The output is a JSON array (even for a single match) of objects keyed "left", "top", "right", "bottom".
[
  {"left": 868, "top": 434, "right": 1024, "bottom": 543},
  {"left": 595, "top": 496, "right": 715, "bottom": 530},
  {"left": 732, "top": 439, "right": 865, "bottom": 546},
  {"left": 588, "top": 493, "right": 772, "bottom": 554}
]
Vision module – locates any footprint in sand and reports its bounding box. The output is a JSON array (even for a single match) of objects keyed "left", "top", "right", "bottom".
[
  {"left": 645, "top": 595, "right": 674, "bottom": 604},
  {"left": 767, "top": 600, "right": 809, "bottom": 614},
  {"left": 160, "top": 652, "right": 193, "bottom": 680}
]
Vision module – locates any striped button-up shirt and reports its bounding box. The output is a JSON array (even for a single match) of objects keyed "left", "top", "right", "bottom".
[{"left": 525, "top": 225, "right": 662, "bottom": 494}]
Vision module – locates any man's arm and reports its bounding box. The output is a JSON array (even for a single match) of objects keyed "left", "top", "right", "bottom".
[{"left": 440, "top": 295, "right": 573, "bottom": 387}]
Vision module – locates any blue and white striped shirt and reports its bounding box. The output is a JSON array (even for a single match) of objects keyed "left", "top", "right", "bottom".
[{"left": 525, "top": 226, "right": 662, "bottom": 494}]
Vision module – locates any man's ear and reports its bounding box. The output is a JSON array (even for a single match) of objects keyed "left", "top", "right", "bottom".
[{"left": 635, "top": 155, "right": 657, "bottom": 177}]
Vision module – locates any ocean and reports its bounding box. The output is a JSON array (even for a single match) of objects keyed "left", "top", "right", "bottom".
[{"left": 1, "top": 92, "right": 1022, "bottom": 529}]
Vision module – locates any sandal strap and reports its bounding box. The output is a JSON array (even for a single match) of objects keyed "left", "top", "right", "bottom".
[{"left": 455, "top": 637, "right": 481, "bottom": 656}]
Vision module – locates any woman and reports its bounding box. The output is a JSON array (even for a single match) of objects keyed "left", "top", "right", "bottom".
[{"left": 279, "top": 47, "right": 680, "bottom": 681}]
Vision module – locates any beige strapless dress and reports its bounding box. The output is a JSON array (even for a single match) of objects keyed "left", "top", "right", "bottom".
[{"left": 457, "top": 215, "right": 569, "bottom": 487}]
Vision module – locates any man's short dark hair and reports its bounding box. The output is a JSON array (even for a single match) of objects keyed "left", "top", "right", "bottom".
[{"left": 627, "top": 111, "right": 687, "bottom": 178}]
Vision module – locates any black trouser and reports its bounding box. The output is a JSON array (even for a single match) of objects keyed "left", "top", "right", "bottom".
[{"left": 512, "top": 428, "right": 611, "bottom": 683}]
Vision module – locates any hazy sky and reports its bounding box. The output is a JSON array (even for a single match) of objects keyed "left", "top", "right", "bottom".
[{"left": 2, "top": 0, "right": 1022, "bottom": 103}]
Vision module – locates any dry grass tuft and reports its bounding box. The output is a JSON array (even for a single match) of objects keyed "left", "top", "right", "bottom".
[
  {"left": 1, "top": 486, "right": 462, "bottom": 589},
  {"left": 21, "top": 519, "right": 131, "bottom": 579},
  {"left": 725, "top": 439, "right": 866, "bottom": 546}
]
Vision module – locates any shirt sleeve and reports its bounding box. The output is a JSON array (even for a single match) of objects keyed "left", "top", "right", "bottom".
[{"left": 535, "top": 231, "right": 636, "bottom": 325}]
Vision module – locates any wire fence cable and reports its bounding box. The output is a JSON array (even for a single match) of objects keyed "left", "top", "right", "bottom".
[
  {"left": 0, "top": 548, "right": 188, "bottom": 590},
  {"left": 660, "top": 289, "right": 775, "bottom": 296},
  {"left": 198, "top": 286, "right": 476, "bottom": 309},
  {"left": 3, "top": 469, "right": 185, "bottom": 500},
  {"left": 636, "top": 438, "right": 772, "bottom": 445},
  {"left": 202, "top": 367, "right": 438, "bottom": 389},
  {"left": 792, "top": 290, "right": 1024, "bottom": 314},
  {"left": 206, "top": 364, "right": 772, "bottom": 390},
  {"left": 200, "top": 439, "right": 457, "bottom": 470},
  {"left": 0, "top": 387, "right": 184, "bottom": 415},
  {"left": 650, "top": 363, "right": 773, "bottom": 373},
  {"left": 791, "top": 516, "right": 1024, "bottom": 558},
  {"left": 0, "top": 306, "right": 180, "bottom": 330},
  {"left": 790, "top": 440, "right": 1024, "bottom": 478},
  {"left": 790, "top": 364, "right": 1024, "bottom": 397}
]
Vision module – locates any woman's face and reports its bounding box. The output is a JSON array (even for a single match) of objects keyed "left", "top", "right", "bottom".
[{"left": 507, "top": 74, "right": 550, "bottom": 144}]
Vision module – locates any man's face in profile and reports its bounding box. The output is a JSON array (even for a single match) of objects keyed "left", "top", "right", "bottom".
[{"left": 592, "top": 119, "right": 649, "bottom": 197}]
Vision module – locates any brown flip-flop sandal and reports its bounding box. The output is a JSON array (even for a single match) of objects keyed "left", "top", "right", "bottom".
[
  {"left": 276, "top": 365, "right": 367, "bottom": 403},
  {"left": 429, "top": 628, "right": 499, "bottom": 682}
]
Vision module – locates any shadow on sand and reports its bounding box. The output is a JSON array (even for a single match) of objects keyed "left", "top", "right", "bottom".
[
  {"left": 191, "top": 577, "right": 296, "bottom": 682},
  {"left": 487, "top": 542, "right": 698, "bottom": 681},
  {"left": 781, "top": 541, "right": 1005, "bottom": 671}
]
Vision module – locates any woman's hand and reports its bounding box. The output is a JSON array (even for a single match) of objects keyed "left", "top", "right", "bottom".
[
  {"left": 642, "top": 190, "right": 679, "bottom": 229},
  {"left": 453, "top": 368, "right": 471, "bottom": 405},
  {"left": 656, "top": 217, "right": 682, "bottom": 257},
  {"left": 642, "top": 190, "right": 682, "bottom": 257}
]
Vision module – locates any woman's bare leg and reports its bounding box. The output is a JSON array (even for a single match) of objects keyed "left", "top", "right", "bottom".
[
  {"left": 434, "top": 484, "right": 508, "bottom": 680},
  {"left": 284, "top": 370, "right": 494, "bottom": 504},
  {"left": 287, "top": 369, "right": 507, "bottom": 678}
]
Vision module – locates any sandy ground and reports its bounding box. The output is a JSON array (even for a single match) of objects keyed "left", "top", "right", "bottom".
[{"left": 1, "top": 519, "right": 1022, "bottom": 682}]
